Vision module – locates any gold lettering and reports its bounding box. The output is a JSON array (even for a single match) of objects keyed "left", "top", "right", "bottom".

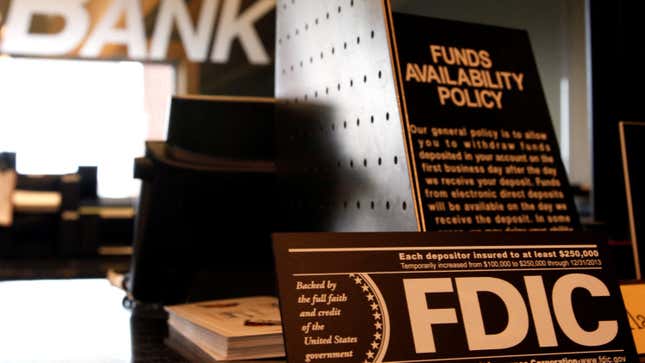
[
  {"left": 405, "top": 63, "right": 420, "bottom": 82},
  {"left": 437, "top": 86, "right": 451, "bottom": 106},
  {"left": 430, "top": 44, "right": 443, "bottom": 63},
  {"left": 512, "top": 72, "right": 525, "bottom": 91},
  {"left": 479, "top": 50, "right": 492, "bottom": 68}
]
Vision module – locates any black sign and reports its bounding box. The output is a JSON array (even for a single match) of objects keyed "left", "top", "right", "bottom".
[
  {"left": 273, "top": 232, "right": 636, "bottom": 362},
  {"left": 391, "top": 14, "right": 579, "bottom": 231},
  {"left": 619, "top": 121, "right": 645, "bottom": 279}
]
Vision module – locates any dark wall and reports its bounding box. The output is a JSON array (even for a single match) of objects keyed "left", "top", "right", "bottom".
[{"left": 590, "top": 0, "right": 645, "bottom": 241}]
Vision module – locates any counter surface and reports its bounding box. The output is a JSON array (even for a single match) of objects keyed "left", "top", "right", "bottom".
[{"left": 0, "top": 278, "right": 285, "bottom": 362}]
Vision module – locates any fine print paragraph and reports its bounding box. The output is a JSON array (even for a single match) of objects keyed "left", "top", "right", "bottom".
[{"left": 410, "top": 125, "right": 573, "bottom": 231}]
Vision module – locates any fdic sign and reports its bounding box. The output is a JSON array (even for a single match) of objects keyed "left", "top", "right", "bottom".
[
  {"left": 0, "top": 0, "right": 274, "bottom": 64},
  {"left": 272, "top": 233, "right": 637, "bottom": 362}
]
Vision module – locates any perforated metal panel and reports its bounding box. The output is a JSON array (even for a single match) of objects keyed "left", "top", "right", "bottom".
[{"left": 275, "top": 0, "right": 417, "bottom": 231}]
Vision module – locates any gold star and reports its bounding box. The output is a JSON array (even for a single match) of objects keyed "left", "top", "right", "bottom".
[
  {"left": 373, "top": 312, "right": 382, "bottom": 320},
  {"left": 354, "top": 276, "right": 362, "bottom": 284},
  {"left": 374, "top": 332, "right": 382, "bottom": 340},
  {"left": 370, "top": 302, "right": 378, "bottom": 310},
  {"left": 374, "top": 321, "right": 382, "bottom": 330},
  {"left": 361, "top": 284, "right": 370, "bottom": 292},
  {"left": 366, "top": 293, "right": 374, "bottom": 301},
  {"left": 366, "top": 350, "right": 375, "bottom": 359},
  {"left": 371, "top": 341, "right": 380, "bottom": 349}
]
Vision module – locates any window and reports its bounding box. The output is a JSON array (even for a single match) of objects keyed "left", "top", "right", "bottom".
[{"left": 0, "top": 57, "right": 175, "bottom": 198}]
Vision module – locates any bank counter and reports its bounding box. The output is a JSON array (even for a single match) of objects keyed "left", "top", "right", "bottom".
[{"left": 0, "top": 279, "right": 284, "bottom": 363}]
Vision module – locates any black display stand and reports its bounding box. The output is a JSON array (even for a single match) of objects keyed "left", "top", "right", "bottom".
[
  {"left": 129, "top": 96, "right": 277, "bottom": 304},
  {"left": 619, "top": 121, "right": 645, "bottom": 279}
]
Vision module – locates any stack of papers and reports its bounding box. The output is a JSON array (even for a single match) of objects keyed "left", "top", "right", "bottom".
[{"left": 165, "top": 296, "right": 285, "bottom": 361}]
